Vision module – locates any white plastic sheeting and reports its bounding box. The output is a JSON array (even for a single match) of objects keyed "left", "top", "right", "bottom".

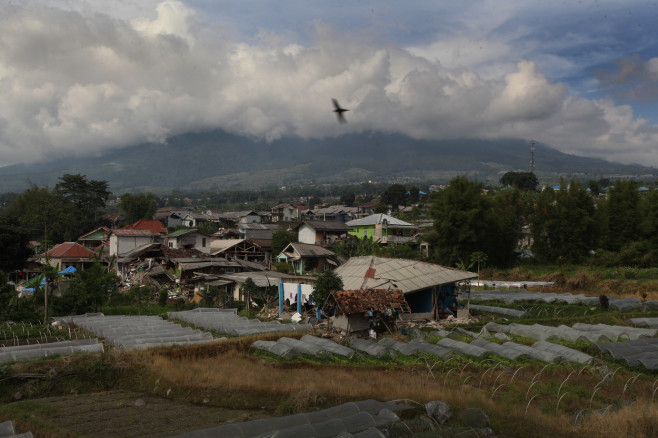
[
  {"left": 0, "top": 420, "right": 33, "bottom": 438},
  {"left": 626, "top": 317, "right": 658, "bottom": 329},
  {"left": 171, "top": 399, "right": 408, "bottom": 438},
  {"left": 0, "top": 338, "right": 104, "bottom": 364},
  {"left": 168, "top": 308, "right": 313, "bottom": 336},
  {"left": 531, "top": 341, "right": 594, "bottom": 364},
  {"left": 63, "top": 314, "right": 218, "bottom": 350},
  {"left": 468, "top": 305, "right": 530, "bottom": 318},
  {"left": 470, "top": 338, "right": 560, "bottom": 362},
  {"left": 252, "top": 335, "right": 355, "bottom": 359},
  {"left": 482, "top": 322, "right": 655, "bottom": 344},
  {"left": 470, "top": 289, "right": 658, "bottom": 311},
  {"left": 597, "top": 338, "right": 658, "bottom": 370},
  {"left": 348, "top": 338, "right": 392, "bottom": 358}
]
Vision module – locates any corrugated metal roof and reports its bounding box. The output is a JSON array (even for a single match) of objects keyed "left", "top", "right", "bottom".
[
  {"left": 220, "top": 271, "right": 294, "bottom": 287},
  {"left": 287, "top": 242, "right": 337, "bottom": 258},
  {"left": 334, "top": 256, "right": 477, "bottom": 294},
  {"left": 293, "top": 221, "right": 350, "bottom": 232},
  {"left": 210, "top": 239, "right": 245, "bottom": 251},
  {"left": 346, "top": 214, "right": 414, "bottom": 227}
]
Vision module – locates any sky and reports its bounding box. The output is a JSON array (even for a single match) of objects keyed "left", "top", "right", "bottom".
[{"left": 1, "top": 0, "right": 658, "bottom": 168}]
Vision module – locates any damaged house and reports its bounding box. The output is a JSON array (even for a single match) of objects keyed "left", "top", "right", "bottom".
[
  {"left": 325, "top": 289, "right": 411, "bottom": 335},
  {"left": 334, "top": 256, "right": 477, "bottom": 318}
]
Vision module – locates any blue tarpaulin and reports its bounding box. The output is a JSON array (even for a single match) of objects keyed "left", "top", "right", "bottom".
[{"left": 58, "top": 266, "right": 77, "bottom": 275}]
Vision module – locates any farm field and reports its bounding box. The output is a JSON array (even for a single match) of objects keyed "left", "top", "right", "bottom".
[{"left": 1, "top": 280, "right": 658, "bottom": 438}]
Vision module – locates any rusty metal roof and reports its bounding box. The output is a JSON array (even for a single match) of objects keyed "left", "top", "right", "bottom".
[
  {"left": 335, "top": 256, "right": 477, "bottom": 294},
  {"left": 331, "top": 289, "right": 409, "bottom": 314}
]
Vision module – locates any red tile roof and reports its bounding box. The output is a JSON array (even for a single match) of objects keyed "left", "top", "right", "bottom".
[
  {"left": 45, "top": 242, "right": 96, "bottom": 259},
  {"left": 122, "top": 220, "right": 167, "bottom": 234}
]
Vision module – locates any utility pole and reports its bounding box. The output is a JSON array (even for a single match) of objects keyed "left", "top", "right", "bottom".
[{"left": 530, "top": 139, "right": 535, "bottom": 173}]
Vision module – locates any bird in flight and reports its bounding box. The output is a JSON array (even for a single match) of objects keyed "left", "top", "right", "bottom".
[{"left": 332, "top": 98, "right": 348, "bottom": 123}]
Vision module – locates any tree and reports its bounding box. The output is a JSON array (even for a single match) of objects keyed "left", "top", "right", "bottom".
[
  {"left": 242, "top": 277, "right": 260, "bottom": 313},
  {"left": 529, "top": 180, "right": 597, "bottom": 263},
  {"left": 340, "top": 191, "right": 356, "bottom": 207},
  {"left": 119, "top": 193, "right": 158, "bottom": 223},
  {"left": 380, "top": 184, "right": 407, "bottom": 211},
  {"left": 54, "top": 260, "right": 120, "bottom": 314},
  {"left": 429, "top": 176, "right": 514, "bottom": 266},
  {"left": 4, "top": 184, "right": 72, "bottom": 244},
  {"left": 272, "top": 230, "right": 296, "bottom": 256},
  {"left": 500, "top": 172, "right": 538, "bottom": 191},
  {"left": 470, "top": 251, "right": 488, "bottom": 278},
  {"left": 54, "top": 174, "right": 110, "bottom": 233},
  {"left": 0, "top": 215, "right": 32, "bottom": 272},
  {"left": 408, "top": 187, "right": 420, "bottom": 204},
  {"left": 605, "top": 180, "right": 641, "bottom": 251},
  {"left": 310, "top": 270, "right": 343, "bottom": 309}
]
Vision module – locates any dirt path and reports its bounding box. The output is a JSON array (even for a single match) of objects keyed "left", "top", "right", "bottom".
[{"left": 35, "top": 390, "right": 270, "bottom": 438}]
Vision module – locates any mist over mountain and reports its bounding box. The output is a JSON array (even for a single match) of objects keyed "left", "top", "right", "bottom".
[{"left": 0, "top": 130, "right": 654, "bottom": 195}]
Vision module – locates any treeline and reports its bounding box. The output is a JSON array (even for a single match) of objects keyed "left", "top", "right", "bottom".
[{"left": 425, "top": 176, "right": 658, "bottom": 269}]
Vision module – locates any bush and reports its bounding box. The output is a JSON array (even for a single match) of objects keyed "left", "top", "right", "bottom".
[{"left": 158, "top": 289, "right": 169, "bottom": 307}]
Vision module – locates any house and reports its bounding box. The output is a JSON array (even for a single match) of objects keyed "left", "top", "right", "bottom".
[
  {"left": 333, "top": 256, "right": 477, "bottom": 317},
  {"left": 291, "top": 221, "right": 350, "bottom": 245},
  {"left": 216, "top": 211, "right": 262, "bottom": 227},
  {"left": 357, "top": 200, "right": 379, "bottom": 218},
  {"left": 108, "top": 229, "right": 163, "bottom": 258},
  {"left": 123, "top": 219, "right": 168, "bottom": 235},
  {"left": 325, "top": 289, "right": 410, "bottom": 335},
  {"left": 276, "top": 242, "right": 341, "bottom": 275},
  {"left": 346, "top": 214, "right": 418, "bottom": 244},
  {"left": 306, "top": 205, "right": 359, "bottom": 222},
  {"left": 238, "top": 223, "right": 281, "bottom": 240},
  {"left": 39, "top": 242, "right": 97, "bottom": 271},
  {"left": 210, "top": 238, "right": 271, "bottom": 266},
  {"left": 165, "top": 229, "right": 212, "bottom": 254},
  {"left": 216, "top": 270, "right": 296, "bottom": 302},
  {"left": 77, "top": 226, "right": 110, "bottom": 251},
  {"left": 154, "top": 208, "right": 193, "bottom": 229},
  {"left": 271, "top": 203, "right": 300, "bottom": 222}
]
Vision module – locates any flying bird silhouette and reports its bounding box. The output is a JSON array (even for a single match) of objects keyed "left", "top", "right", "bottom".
[{"left": 332, "top": 98, "right": 348, "bottom": 123}]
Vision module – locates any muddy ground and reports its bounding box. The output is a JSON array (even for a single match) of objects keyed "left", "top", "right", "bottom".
[{"left": 23, "top": 390, "right": 270, "bottom": 438}]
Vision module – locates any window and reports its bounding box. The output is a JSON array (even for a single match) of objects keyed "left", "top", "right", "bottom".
[{"left": 202, "top": 238, "right": 206, "bottom": 247}]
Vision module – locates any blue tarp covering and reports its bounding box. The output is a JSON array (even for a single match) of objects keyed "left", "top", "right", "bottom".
[{"left": 59, "top": 266, "right": 77, "bottom": 274}]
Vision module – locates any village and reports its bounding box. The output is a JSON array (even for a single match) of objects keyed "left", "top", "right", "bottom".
[{"left": 14, "top": 200, "right": 482, "bottom": 336}]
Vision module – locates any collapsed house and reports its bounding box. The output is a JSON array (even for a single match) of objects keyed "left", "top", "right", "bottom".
[{"left": 325, "top": 289, "right": 411, "bottom": 335}]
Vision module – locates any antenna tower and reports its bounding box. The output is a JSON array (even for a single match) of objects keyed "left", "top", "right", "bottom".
[{"left": 530, "top": 139, "right": 535, "bottom": 173}]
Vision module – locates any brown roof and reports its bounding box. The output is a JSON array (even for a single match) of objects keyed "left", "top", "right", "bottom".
[
  {"left": 44, "top": 242, "right": 96, "bottom": 259},
  {"left": 112, "top": 229, "right": 156, "bottom": 237},
  {"left": 331, "top": 289, "right": 409, "bottom": 314},
  {"left": 123, "top": 219, "right": 167, "bottom": 234}
]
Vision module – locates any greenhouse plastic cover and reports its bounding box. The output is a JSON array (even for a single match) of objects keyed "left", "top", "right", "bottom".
[
  {"left": 0, "top": 420, "right": 34, "bottom": 438},
  {"left": 468, "top": 304, "right": 530, "bottom": 318},
  {"left": 597, "top": 337, "right": 658, "bottom": 370},
  {"left": 482, "top": 322, "right": 655, "bottom": 344},
  {"left": 626, "top": 318, "right": 658, "bottom": 329},
  {"left": 62, "top": 314, "right": 219, "bottom": 350},
  {"left": 470, "top": 289, "right": 658, "bottom": 311},
  {"left": 168, "top": 308, "right": 313, "bottom": 336},
  {"left": 0, "top": 338, "right": 103, "bottom": 364},
  {"left": 171, "top": 399, "right": 409, "bottom": 438}
]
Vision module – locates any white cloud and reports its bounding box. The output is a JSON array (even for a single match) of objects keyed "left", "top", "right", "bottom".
[{"left": 0, "top": 1, "right": 657, "bottom": 168}]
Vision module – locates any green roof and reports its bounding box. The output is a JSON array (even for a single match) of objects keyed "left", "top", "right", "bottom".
[{"left": 168, "top": 228, "right": 197, "bottom": 237}]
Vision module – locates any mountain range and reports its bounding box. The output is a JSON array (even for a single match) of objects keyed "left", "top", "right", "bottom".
[{"left": 0, "top": 130, "right": 654, "bottom": 195}]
